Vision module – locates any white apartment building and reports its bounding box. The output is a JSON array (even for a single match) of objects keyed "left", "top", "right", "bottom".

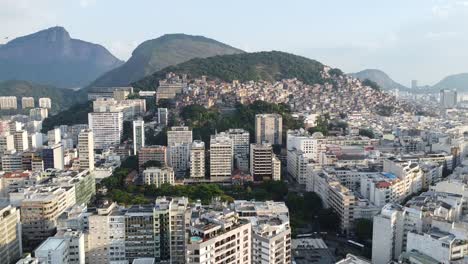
[
  {"left": 143, "top": 166, "right": 175, "bottom": 187},
  {"left": 255, "top": 114, "right": 282, "bottom": 145},
  {"left": 168, "top": 126, "right": 192, "bottom": 177},
  {"left": 190, "top": 140, "right": 205, "bottom": 178},
  {"left": 225, "top": 129, "right": 250, "bottom": 171},
  {"left": 0, "top": 205, "right": 22, "bottom": 264},
  {"left": 132, "top": 119, "right": 145, "bottom": 155},
  {"left": 88, "top": 111, "right": 123, "bottom": 149},
  {"left": 29, "top": 107, "right": 48, "bottom": 121},
  {"left": 0, "top": 96, "right": 17, "bottom": 110},
  {"left": 21, "top": 187, "right": 76, "bottom": 248},
  {"left": 406, "top": 229, "right": 468, "bottom": 263},
  {"left": 0, "top": 133, "right": 14, "bottom": 153},
  {"left": 54, "top": 230, "right": 86, "bottom": 264},
  {"left": 93, "top": 98, "right": 146, "bottom": 120},
  {"left": 35, "top": 237, "right": 69, "bottom": 264},
  {"left": 186, "top": 209, "right": 252, "bottom": 264},
  {"left": 39, "top": 97, "right": 52, "bottom": 109},
  {"left": 78, "top": 129, "right": 95, "bottom": 171},
  {"left": 86, "top": 201, "right": 126, "bottom": 264},
  {"left": 47, "top": 127, "right": 61, "bottom": 146},
  {"left": 210, "top": 133, "right": 233, "bottom": 181},
  {"left": 13, "top": 130, "right": 28, "bottom": 152},
  {"left": 21, "top": 97, "right": 35, "bottom": 108}
]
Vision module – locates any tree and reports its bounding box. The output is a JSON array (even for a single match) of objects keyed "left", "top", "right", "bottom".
[
  {"left": 359, "top": 128, "right": 375, "bottom": 138},
  {"left": 362, "top": 79, "right": 381, "bottom": 91},
  {"left": 354, "top": 218, "right": 373, "bottom": 241}
]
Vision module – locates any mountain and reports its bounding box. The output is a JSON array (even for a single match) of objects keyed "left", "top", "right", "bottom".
[
  {"left": 350, "top": 69, "right": 408, "bottom": 91},
  {"left": 133, "top": 51, "right": 324, "bottom": 90},
  {"left": 432, "top": 73, "right": 468, "bottom": 92},
  {"left": 91, "top": 34, "right": 244, "bottom": 87},
  {"left": 0, "top": 80, "right": 80, "bottom": 113},
  {"left": 0, "top": 26, "right": 123, "bottom": 88}
]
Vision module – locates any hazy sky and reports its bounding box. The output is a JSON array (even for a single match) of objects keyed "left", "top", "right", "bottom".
[{"left": 1, "top": 0, "right": 468, "bottom": 85}]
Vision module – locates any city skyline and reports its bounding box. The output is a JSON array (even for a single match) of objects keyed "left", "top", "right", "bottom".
[{"left": 2, "top": 0, "right": 468, "bottom": 85}]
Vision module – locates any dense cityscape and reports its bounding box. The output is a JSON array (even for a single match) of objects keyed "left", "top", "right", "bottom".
[{"left": 1, "top": 2, "right": 468, "bottom": 264}]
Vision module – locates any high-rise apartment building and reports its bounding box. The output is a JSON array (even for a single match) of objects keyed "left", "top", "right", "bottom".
[
  {"left": 0, "top": 133, "right": 14, "bottom": 154},
  {"left": 42, "top": 143, "right": 64, "bottom": 170},
  {"left": 143, "top": 166, "right": 175, "bottom": 187},
  {"left": 0, "top": 205, "right": 22, "bottom": 264},
  {"left": 210, "top": 133, "right": 233, "bottom": 181},
  {"left": 78, "top": 129, "right": 95, "bottom": 171},
  {"left": 157, "top": 108, "right": 168, "bottom": 126},
  {"left": 21, "top": 187, "right": 76, "bottom": 249},
  {"left": 13, "top": 130, "right": 28, "bottom": 152},
  {"left": 21, "top": 97, "right": 35, "bottom": 109},
  {"left": 88, "top": 111, "right": 123, "bottom": 149},
  {"left": 234, "top": 201, "right": 291, "bottom": 264},
  {"left": 125, "top": 205, "right": 156, "bottom": 262},
  {"left": 47, "top": 128, "right": 61, "bottom": 146},
  {"left": 86, "top": 201, "right": 126, "bottom": 264},
  {"left": 225, "top": 129, "right": 250, "bottom": 171},
  {"left": 0, "top": 96, "right": 17, "bottom": 110},
  {"left": 29, "top": 108, "right": 48, "bottom": 121},
  {"left": 153, "top": 197, "right": 190, "bottom": 264},
  {"left": 34, "top": 237, "right": 69, "bottom": 264},
  {"left": 190, "top": 140, "right": 205, "bottom": 178},
  {"left": 138, "top": 145, "right": 167, "bottom": 171},
  {"left": 186, "top": 207, "right": 252, "bottom": 264},
  {"left": 440, "top": 89, "right": 458, "bottom": 109},
  {"left": 167, "top": 126, "right": 192, "bottom": 177},
  {"left": 38, "top": 97, "right": 52, "bottom": 109},
  {"left": 255, "top": 114, "right": 282, "bottom": 145},
  {"left": 132, "top": 119, "right": 145, "bottom": 155},
  {"left": 250, "top": 143, "right": 275, "bottom": 181}
]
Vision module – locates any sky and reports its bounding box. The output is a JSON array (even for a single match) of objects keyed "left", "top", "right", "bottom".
[{"left": 1, "top": 0, "right": 468, "bottom": 86}]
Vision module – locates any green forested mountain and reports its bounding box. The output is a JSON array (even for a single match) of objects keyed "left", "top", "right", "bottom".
[
  {"left": 91, "top": 34, "right": 244, "bottom": 87},
  {"left": 133, "top": 51, "right": 325, "bottom": 90}
]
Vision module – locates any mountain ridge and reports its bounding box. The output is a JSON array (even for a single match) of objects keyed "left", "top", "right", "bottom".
[
  {"left": 0, "top": 26, "right": 123, "bottom": 88},
  {"left": 349, "top": 69, "right": 409, "bottom": 91},
  {"left": 90, "top": 33, "right": 244, "bottom": 87}
]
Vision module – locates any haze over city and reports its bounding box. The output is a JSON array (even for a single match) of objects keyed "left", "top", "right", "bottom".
[
  {"left": 2, "top": 0, "right": 468, "bottom": 85},
  {"left": 1, "top": 1, "right": 468, "bottom": 264}
]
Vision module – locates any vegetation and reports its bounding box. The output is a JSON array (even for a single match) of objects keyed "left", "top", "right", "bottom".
[
  {"left": 308, "top": 114, "right": 330, "bottom": 135},
  {"left": 179, "top": 101, "right": 302, "bottom": 144},
  {"left": 328, "top": 68, "right": 344, "bottom": 76},
  {"left": 354, "top": 218, "right": 373, "bottom": 241},
  {"left": 362, "top": 79, "right": 381, "bottom": 91},
  {"left": 359, "top": 128, "right": 375, "bottom": 138},
  {"left": 375, "top": 104, "right": 396, "bottom": 117},
  {"left": 41, "top": 101, "right": 92, "bottom": 132},
  {"left": 133, "top": 51, "right": 325, "bottom": 90}
]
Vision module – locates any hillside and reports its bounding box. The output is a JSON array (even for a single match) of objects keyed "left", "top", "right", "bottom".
[
  {"left": 133, "top": 51, "right": 325, "bottom": 90},
  {"left": 0, "top": 80, "right": 80, "bottom": 113},
  {"left": 432, "top": 73, "right": 468, "bottom": 92},
  {"left": 0, "top": 26, "right": 123, "bottom": 88},
  {"left": 350, "top": 69, "right": 408, "bottom": 91},
  {"left": 91, "top": 34, "right": 244, "bottom": 87}
]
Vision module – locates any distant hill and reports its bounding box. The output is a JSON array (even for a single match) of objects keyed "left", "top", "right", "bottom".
[
  {"left": 0, "top": 80, "right": 80, "bottom": 113},
  {"left": 0, "top": 26, "right": 123, "bottom": 88},
  {"left": 91, "top": 34, "right": 244, "bottom": 87},
  {"left": 133, "top": 51, "right": 325, "bottom": 90},
  {"left": 432, "top": 73, "right": 468, "bottom": 92},
  {"left": 350, "top": 69, "right": 408, "bottom": 91}
]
